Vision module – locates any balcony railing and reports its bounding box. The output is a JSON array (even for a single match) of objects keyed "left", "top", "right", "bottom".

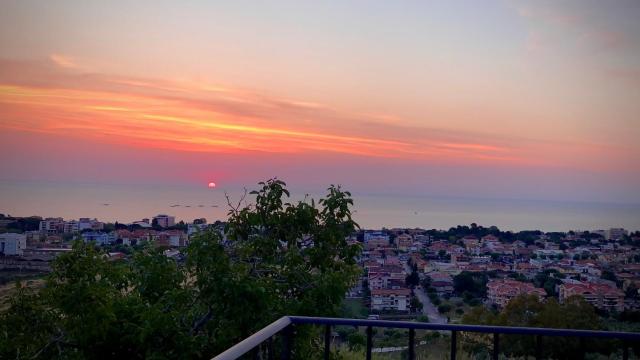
[{"left": 212, "top": 316, "right": 640, "bottom": 360}]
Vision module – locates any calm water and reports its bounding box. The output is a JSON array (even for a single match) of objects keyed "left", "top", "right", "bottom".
[{"left": 1, "top": 180, "right": 639, "bottom": 232}]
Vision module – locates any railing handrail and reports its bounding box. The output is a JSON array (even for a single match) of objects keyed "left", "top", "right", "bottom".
[
  {"left": 289, "top": 316, "right": 640, "bottom": 340},
  {"left": 212, "top": 315, "right": 640, "bottom": 360},
  {"left": 212, "top": 316, "right": 291, "bottom": 360}
]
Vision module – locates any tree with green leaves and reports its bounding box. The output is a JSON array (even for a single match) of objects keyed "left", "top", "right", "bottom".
[
  {"left": 405, "top": 268, "right": 420, "bottom": 288},
  {"left": 409, "top": 296, "right": 423, "bottom": 313},
  {"left": 462, "top": 295, "right": 615, "bottom": 359},
  {"left": 453, "top": 271, "right": 488, "bottom": 298},
  {"left": 0, "top": 179, "right": 362, "bottom": 359}
]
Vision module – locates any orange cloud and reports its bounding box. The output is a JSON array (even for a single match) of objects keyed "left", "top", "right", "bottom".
[
  {"left": 49, "top": 54, "right": 78, "bottom": 69},
  {"left": 0, "top": 58, "right": 629, "bottom": 171}
]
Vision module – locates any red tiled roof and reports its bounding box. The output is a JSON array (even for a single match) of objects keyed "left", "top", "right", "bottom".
[{"left": 561, "top": 282, "right": 623, "bottom": 297}]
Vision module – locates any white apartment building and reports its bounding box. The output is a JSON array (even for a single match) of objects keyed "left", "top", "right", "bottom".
[
  {"left": 153, "top": 214, "right": 176, "bottom": 228},
  {"left": 39, "top": 218, "right": 64, "bottom": 234},
  {"left": 371, "top": 288, "right": 410, "bottom": 312},
  {"left": 606, "top": 228, "right": 628, "bottom": 241},
  {"left": 63, "top": 221, "right": 80, "bottom": 233},
  {"left": 0, "top": 233, "right": 27, "bottom": 256},
  {"left": 78, "top": 218, "right": 104, "bottom": 231}
]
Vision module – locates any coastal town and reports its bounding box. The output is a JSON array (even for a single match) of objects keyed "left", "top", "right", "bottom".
[
  {"left": 354, "top": 227, "right": 639, "bottom": 323},
  {"left": 2, "top": 213, "right": 639, "bottom": 324}
]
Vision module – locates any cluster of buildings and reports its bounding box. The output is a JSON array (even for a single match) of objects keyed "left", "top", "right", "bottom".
[
  {"left": 39, "top": 217, "right": 104, "bottom": 235},
  {"left": 484, "top": 278, "right": 625, "bottom": 312},
  {"left": 362, "top": 232, "right": 412, "bottom": 312},
  {"left": 559, "top": 281, "right": 626, "bottom": 312},
  {"left": 2, "top": 213, "right": 639, "bottom": 316},
  {"left": 0, "top": 214, "right": 214, "bottom": 265},
  {"left": 356, "top": 227, "right": 639, "bottom": 315}
]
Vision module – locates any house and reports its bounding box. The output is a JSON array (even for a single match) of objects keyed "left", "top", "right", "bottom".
[
  {"left": 188, "top": 223, "right": 208, "bottom": 238},
  {"left": 39, "top": 217, "right": 65, "bottom": 234},
  {"left": 384, "top": 256, "right": 401, "bottom": 266},
  {"left": 396, "top": 233, "right": 413, "bottom": 251},
  {"left": 429, "top": 272, "right": 454, "bottom": 295},
  {"left": 115, "top": 229, "right": 134, "bottom": 245},
  {"left": 0, "top": 233, "right": 27, "bottom": 256},
  {"left": 364, "top": 231, "right": 390, "bottom": 244},
  {"left": 78, "top": 218, "right": 104, "bottom": 231},
  {"left": 366, "top": 238, "right": 390, "bottom": 250},
  {"left": 482, "top": 235, "right": 502, "bottom": 252},
  {"left": 156, "top": 230, "right": 187, "bottom": 247},
  {"left": 487, "top": 279, "right": 546, "bottom": 308},
  {"left": 368, "top": 274, "right": 388, "bottom": 290},
  {"left": 559, "top": 282, "right": 624, "bottom": 312},
  {"left": 371, "top": 288, "right": 411, "bottom": 312},
  {"left": 513, "top": 262, "right": 540, "bottom": 279},
  {"left": 82, "top": 231, "right": 116, "bottom": 245},
  {"left": 153, "top": 214, "right": 175, "bottom": 228}
]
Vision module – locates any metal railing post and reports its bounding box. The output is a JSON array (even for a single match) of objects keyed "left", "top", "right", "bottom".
[
  {"left": 366, "top": 326, "right": 373, "bottom": 360},
  {"left": 493, "top": 333, "right": 499, "bottom": 360},
  {"left": 267, "top": 336, "right": 274, "bottom": 360},
  {"left": 535, "top": 335, "right": 542, "bottom": 360},
  {"left": 623, "top": 341, "right": 629, "bottom": 360},
  {"left": 324, "top": 324, "right": 331, "bottom": 360},
  {"left": 450, "top": 330, "right": 457, "bottom": 360},
  {"left": 408, "top": 328, "right": 415, "bottom": 360},
  {"left": 281, "top": 325, "right": 293, "bottom": 360}
]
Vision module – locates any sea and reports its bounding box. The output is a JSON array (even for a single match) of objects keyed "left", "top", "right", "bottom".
[{"left": 1, "top": 180, "right": 639, "bottom": 232}]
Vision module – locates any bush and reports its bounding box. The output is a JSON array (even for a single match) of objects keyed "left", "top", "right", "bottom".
[
  {"left": 438, "top": 304, "right": 452, "bottom": 313},
  {"left": 347, "top": 332, "right": 366, "bottom": 351}
]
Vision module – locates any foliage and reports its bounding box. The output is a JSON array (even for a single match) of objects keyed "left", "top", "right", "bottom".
[
  {"left": 346, "top": 332, "right": 366, "bottom": 351},
  {"left": 341, "top": 298, "right": 368, "bottom": 319},
  {"left": 453, "top": 271, "right": 488, "bottom": 298},
  {"left": 409, "top": 296, "right": 423, "bottom": 313},
  {"left": 0, "top": 179, "right": 362, "bottom": 359},
  {"left": 461, "top": 295, "right": 617, "bottom": 359},
  {"left": 5, "top": 216, "right": 42, "bottom": 232},
  {"left": 601, "top": 270, "right": 621, "bottom": 287},
  {"left": 533, "top": 269, "right": 565, "bottom": 296},
  {"left": 405, "top": 269, "right": 419, "bottom": 288},
  {"left": 420, "top": 275, "right": 431, "bottom": 289}
]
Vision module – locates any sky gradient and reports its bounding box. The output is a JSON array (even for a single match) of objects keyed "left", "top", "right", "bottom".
[{"left": 1, "top": 1, "right": 639, "bottom": 229}]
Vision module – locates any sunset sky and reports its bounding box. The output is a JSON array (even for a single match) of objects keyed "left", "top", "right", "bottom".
[{"left": 1, "top": 1, "right": 639, "bottom": 229}]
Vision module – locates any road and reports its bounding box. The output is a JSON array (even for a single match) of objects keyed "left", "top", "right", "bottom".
[
  {"left": 404, "top": 262, "right": 448, "bottom": 324},
  {"left": 413, "top": 286, "right": 447, "bottom": 324}
]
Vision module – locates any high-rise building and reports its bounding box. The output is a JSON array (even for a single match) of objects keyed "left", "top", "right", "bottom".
[
  {"left": 39, "top": 217, "right": 64, "bottom": 234},
  {"left": 153, "top": 214, "right": 176, "bottom": 228},
  {"left": 606, "top": 228, "right": 628, "bottom": 241}
]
